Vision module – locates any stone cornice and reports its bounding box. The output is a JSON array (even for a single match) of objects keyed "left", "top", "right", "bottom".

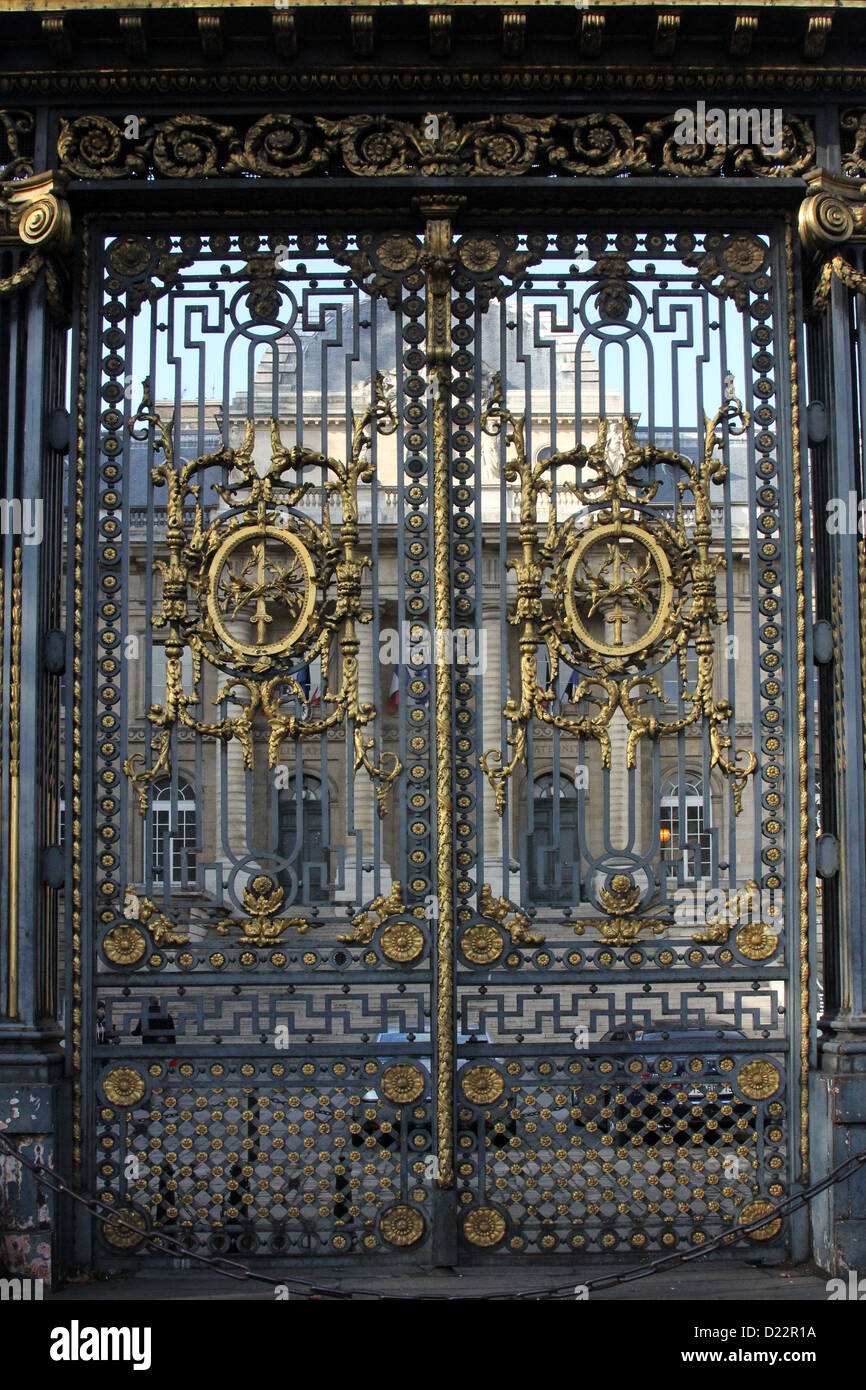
[
  {"left": 5, "top": 67, "right": 866, "bottom": 100},
  {"left": 1, "top": 3, "right": 865, "bottom": 98}
]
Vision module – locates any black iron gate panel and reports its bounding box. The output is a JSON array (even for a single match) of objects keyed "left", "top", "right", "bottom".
[
  {"left": 74, "top": 211, "right": 806, "bottom": 1264},
  {"left": 450, "top": 221, "right": 804, "bottom": 1258},
  {"left": 79, "top": 224, "right": 445, "bottom": 1259}
]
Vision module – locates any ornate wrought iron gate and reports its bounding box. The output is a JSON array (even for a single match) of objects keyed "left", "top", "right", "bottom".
[{"left": 78, "top": 203, "right": 805, "bottom": 1264}]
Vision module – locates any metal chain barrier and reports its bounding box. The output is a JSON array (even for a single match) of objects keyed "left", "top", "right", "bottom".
[{"left": 2, "top": 1129, "right": 864, "bottom": 1300}]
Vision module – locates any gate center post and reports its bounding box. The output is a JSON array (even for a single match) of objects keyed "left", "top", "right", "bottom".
[{"left": 423, "top": 202, "right": 460, "bottom": 1262}]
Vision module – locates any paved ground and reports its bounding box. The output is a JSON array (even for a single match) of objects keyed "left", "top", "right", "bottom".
[{"left": 47, "top": 1257, "right": 831, "bottom": 1301}]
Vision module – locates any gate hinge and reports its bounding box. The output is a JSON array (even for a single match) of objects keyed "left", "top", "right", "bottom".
[
  {"left": 42, "top": 628, "right": 65, "bottom": 675},
  {"left": 816, "top": 834, "right": 840, "bottom": 879},
  {"left": 806, "top": 400, "right": 828, "bottom": 445},
  {"left": 813, "top": 619, "right": 834, "bottom": 665},
  {"left": 47, "top": 407, "right": 71, "bottom": 454},
  {"left": 41, "top": 845, "right": 65, "bottom": 889}
]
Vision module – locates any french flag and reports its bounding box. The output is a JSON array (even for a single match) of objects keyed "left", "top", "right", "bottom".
[
  {"left": 388, "top": 665, "right": 429, "bottom": 713},
  {"left": 536, "top": 644, "right": 551, "bottom": 709},
  {"left": 536, "top": 647, "right": 579, "bottom": 708},
  {"left": 297, "top": 656, "right": 322, "bottom": 707},
  {"left": 561, "top": 663, "right": 580, "bottom": 704}
]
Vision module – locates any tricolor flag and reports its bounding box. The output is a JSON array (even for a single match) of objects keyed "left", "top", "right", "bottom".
[
  {"left": 536, "top": 644, "right": 551, "bottom": 709},
  {"left": 388, "top": 665, "right": 429, "bottom": 714},
  {"left": 560, "top": 663, "right": 580, "bottom": 704},
  {"left": 297, "top": 656, "right": 322, "bottom": 708},
  {"left": 536, "top": 647, "right": 580, "bottom": 709}
]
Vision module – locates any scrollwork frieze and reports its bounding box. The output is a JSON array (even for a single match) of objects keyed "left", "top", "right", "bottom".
[
  {"left": 56, "top": 109, "right": 817, "bottom": 185},
  {"left": 0, "top": 109, "right": 34, "bottom": 182}
]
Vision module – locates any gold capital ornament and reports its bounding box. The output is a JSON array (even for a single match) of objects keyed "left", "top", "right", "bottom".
[
  {"left": 798, "top": 167, "right": 866, "bottom": 316},
  {"left": 0, "top": 169, "right": 71, "bottom": 319}
]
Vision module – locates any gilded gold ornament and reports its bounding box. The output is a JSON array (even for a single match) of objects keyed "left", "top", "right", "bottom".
[
  {"left": 124, "top": 888, "right": 190, "bottom": 947},
  {"left": 0, "top": 168, "right": 71, "bottom": 320},
  {"left": 106, "top": 234, "right": 155, "bottom": 278},
  {"left": 739, "top": 1199, "right": 782, "bottom": 1241},
  {"left": 103, "top": 1066, "right": 146, "bottom": 1108},
  {"left": 426, "top": 203, "right": 458, "bottom": 1194},
  {"left": 353, "top": 729, "right": 403, "bottom": 820},
  {"left": 380, "top": 920, "right": 425, "bottom": 962},
  {"left": 16, "top": 188, "right": 69, "bottom": 248},
  {"left": 381, "top": 1064, "right": 426, "bottom": 1105},
  {"left": 102, "top": 925, "right": 147, "bottom": 966},
  {"left": 799, "top": 169, "right": 865, "bottom": 255},
  {"left": 213, "top": 875, "right": 311, "bottom": 947},
  {"left": 69, "top": 214, "right": 93, "bottom": 1179},
  {"left": 735, "top": 918, "right": 780, "bottom": 961},
  {"left": 564, "top": 521, "right": 674, "bottom": 659},
  {"left": 799, "top": 168, "right": 866, "bottom": 316},
  {"left": 234, "top": 113, "right": 329, "bottom": 178},
  {"left": 463, "top": 1206, "right": 507, "bottom": 1247},
  {"left": 207, "top": 525, "right": 316, "bottom": 660},
  {"left": 460, "top": 923, "right": 505, "bottom": 964},
  {"left": 684, "top": 231, "right": 769, "bottom": 307},
  {"left": 0, "top": 109, "right": 34, "bottom": 183},
  {"left": 0, "top": 169, "right": 70, "bottom": 249},
  {"left": 457, "top": 233, "right": 501, "bottom": 274},
  {"left": 338, "top": 882, "right": 407, "bottom": 946},
  {"left": 103, "top": 231, "right": 199, "bottom": 317},
  {"left": 481, "top": 391, "right": 757, "bottom": 819},
  {"left": 375, "top": 232, "right": 420, "bottom": 272},
  {"left": 122, "top": 369, "right": 400, "bottom": 815},
  {"left": 723, "top": 233, "right": 768, "bottom": 275},
  {"left": 461, "top": 1065, "right": 504, "bottom": 1106},
  {"left": 737, "top": 1060, "right": 781, "bottom": 1101},
  {"left": 477, "top": 883, "right": 543, "bottom": 946},
  {"left": 102, "top": 1206, "right": 147, "bottom": 1250},
  {"left": 595, "top": 874, "right": 668, "bottom": 945},
  {"left": 379, "top": 1203, "right": 424, "bottom": 1247},
  {"left": 692, "top": 880, "right": 779, "bottom": 955}
]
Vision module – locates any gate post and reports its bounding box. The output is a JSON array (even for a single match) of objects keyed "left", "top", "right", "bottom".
[
  {"left": 423, "top": 200, "right": 460, "bottom": 1263},
  {"left": 800, "top": 172, "right": 866, "bottom": 1273},
  {"left": 0, "top": 154, "right": 71, "bottom": 1284}
]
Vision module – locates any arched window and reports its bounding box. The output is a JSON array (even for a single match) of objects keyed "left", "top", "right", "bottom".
[
  {"left": 660, "top": 772, "right": 711, "bottom": 880},
  {"left": 277, "top": 774, "right": 328, "bottom": 903},
  {"left": 527, "top": 772, "right": 579, "bottom": 905},
  {"left": 149, "top": 778, "right": 198, "bottom": 886}
]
